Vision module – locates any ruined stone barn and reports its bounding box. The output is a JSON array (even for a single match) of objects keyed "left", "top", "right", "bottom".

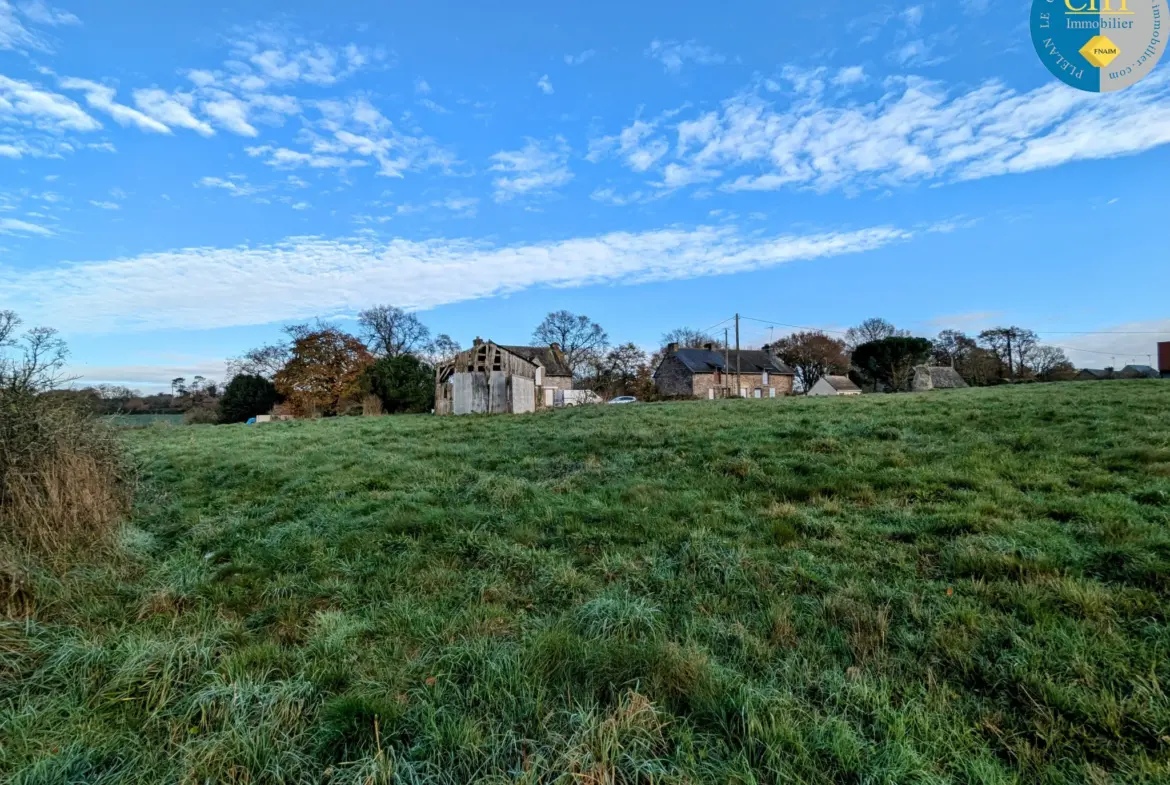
[
  {"left": 911, "top": 365, "right": 969, "bottom": 391},
  {"left": 653, "top": 342, "right": 796, "bottom": 399},
  {"left": 434, "top": 339, "right": 573, "bottom": 415}
]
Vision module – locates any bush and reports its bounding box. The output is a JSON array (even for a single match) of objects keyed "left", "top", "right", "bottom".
[
  {"left": 183, "top": 406, "right": 220, "bottom": 425},
  {"left": 218, "top": 374, "right": 280, "bottom": 423},
  {"left": 362, "top": 355, "right": 435, "bottom": 414},
  {"left": 0, "top": 390, "right": 128, "bottom": 566}
]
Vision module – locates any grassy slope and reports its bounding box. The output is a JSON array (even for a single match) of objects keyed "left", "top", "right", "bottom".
[{"left": 3, "top": 382, "right": 1170, "bottom": 784}]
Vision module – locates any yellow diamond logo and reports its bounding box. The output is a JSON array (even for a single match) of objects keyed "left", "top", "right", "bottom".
[{"left": 1080, "top": 35, "right": 1120, "bottom": 68}]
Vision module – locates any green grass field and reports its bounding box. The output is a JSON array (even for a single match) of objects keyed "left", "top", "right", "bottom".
[
  {"left": 4, "top": 381, "right": 1170, "bottom": 783},
  {"left": 101, "top": 413, "right": 186, "bottom": 428}
]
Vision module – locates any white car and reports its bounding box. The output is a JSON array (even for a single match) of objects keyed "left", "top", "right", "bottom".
[{"left": 607, "top": 396, "right": 638, "bottom": 404}]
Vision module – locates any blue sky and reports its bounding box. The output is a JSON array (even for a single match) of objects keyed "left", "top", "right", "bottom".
[{"left": 2, "top": 0, "right": 1168, "bottom": 389}]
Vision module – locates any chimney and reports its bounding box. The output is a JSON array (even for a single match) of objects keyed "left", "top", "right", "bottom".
[
  {"left": 762, "top": 343, "right": 774, "bottom": 357},
  {"left": 473, "top": 336, "right": 484, "bottom": 347},
  {"left": 703, "top": 342, "right": 715, "bottom": 351},
  {"left": 666, "top": 342, "right": 679, "bottom": 354}
]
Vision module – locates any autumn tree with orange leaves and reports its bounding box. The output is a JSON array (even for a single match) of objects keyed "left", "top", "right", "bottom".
[{"left": 273, "top": 326, "right": 373, "bottom": 417}]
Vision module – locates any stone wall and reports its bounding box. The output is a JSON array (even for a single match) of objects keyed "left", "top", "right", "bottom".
[
  {"left": 695, "top": 372, "right": 793, "bottom": 399},
  {"left": 654, "top": 355, "right": 694, "bottom": 396},
  {"left": 541, "top": 375, "right": 574, "bottom": 392}
]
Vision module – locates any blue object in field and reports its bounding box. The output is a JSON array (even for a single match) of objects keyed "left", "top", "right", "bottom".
[{"left": 246, "top": 417, "right": 256, "bottom": 425}]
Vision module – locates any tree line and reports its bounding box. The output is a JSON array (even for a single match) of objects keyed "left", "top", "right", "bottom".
[
  {"left": 773, "top": 318, "right": 1077, "bottom": 393},
  {"left": 24, "top": 305, "right": 1083, "bottom": 424},
  {"left": 217, "top": 310, "right": 1084, "bottom": 420}
]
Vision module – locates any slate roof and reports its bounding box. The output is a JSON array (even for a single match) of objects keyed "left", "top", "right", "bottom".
[
  {"left": 499, "top": 345, "right": 573, "bottom": 377},
  {"left": 670, "top": 348, "right": 795, "bottom": 376},
  {"left": 1077, "top": 368, "right": 1110, "bottom": 379},
  {"left": 821, "top": 375, "right": 861, "bottom": 392},
  {"left": 1120, "top": 365, "right": 1160, "bottom": 379}
]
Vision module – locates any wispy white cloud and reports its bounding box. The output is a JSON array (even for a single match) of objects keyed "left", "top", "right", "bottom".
[
  {"left": 89, "top": 199, "right": 120, "bottom": 210},
  {"left": 58, "top": 77, "right": 171, "bottom": 133},
  {"left": 0, "top": 74, "right": 98, "bottom": 131},
  {"left": 588, "top": 118, "right": 668, "bottom": 172},
  {"left": 196, "top": 175, "right": 257, "bottom": 196},
  {"left": 414, "top": 78, "right": 431, "bottom": 94},
  {"left": 224, "top": 31, "right": 376, "bottom": 91},
  {"left": 1, "top": 0, "right": 77, "bottom": 52},
  {"left": 133, "top": 88, "right": 214, "bottom": 136},
  {"left": 590, "top": 187, "right": 653, "bottom": 207},
  {"left": 418, "top": 97, "right": 449, "bottom": 114},
  {"left": 64, "top": 360, "right": 228, "bottom": 390},
  {"left": 564, "top": 49, "right": 596, "bottom": 66},
  {"left": 5, "top": 222, "right": 926, "bottom": 333},
  {"left": 490, "top": 136, "right": 573, "bottom": 201},
  {"left": 890, "top": 39, "right": 946, "bottom": 67},
  {"left": 0, "top": 216, "right": 53, "bottom": 235},
  {"left": 645, "top": 39, "right": 725, "bottom": 73},
  {"left": 831, "top": 66, "right": 867, "bottom": 87},
  {"left": 1044, "top": 319, "right": 1170, "bottom": 370},
  {"left": 589, "top": 68, "right": 1170, "bottom": 196},
  {"left": 244, "top": 144, "right": 365, "bottom": 171},
  {"left": 536, "top": 74, "right": 554, "bottom": 95},
  {"left": 201, "top": 93, "right": 258, "bottom": 136},
  {"left": 294, "top": 96, "right": 456, "bottom": 177}
]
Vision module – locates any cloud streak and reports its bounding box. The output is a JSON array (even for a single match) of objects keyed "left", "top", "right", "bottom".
[
  {"left": 3, "top": 223, "right": 925, "bottom": 333},
  {"left": 590, "top": 67, "right": 1170, "bottom": 196}
]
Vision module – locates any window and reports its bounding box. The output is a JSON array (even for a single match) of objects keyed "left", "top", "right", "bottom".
[
  {"left": 714, "top": 369, "right": 721, "bottom": 383},
  {"left": 762, "top": 371, "right": 769, "bottom": 386},
  {"left": 535, "top": 366, "right": 543, "bottom": 385}
]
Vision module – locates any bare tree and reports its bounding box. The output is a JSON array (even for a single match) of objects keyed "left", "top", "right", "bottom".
[
  {"left": 0, "top": 310, "right": 71, "bottom": 393},
  {"left": 772, "top": 331, "right": 849, "bottom": 392},
  {"left": 845, "top": 317, "right": 907, "bottom": 349},
  {"left": 979, "top": 326, "right": 1040, "bottom": 380},
  {"left": 1032, "top": 345, "right": 1075, "bottom": 381},
  {"left": 661, "top": 327, "right": 719, "bottom": 349},
  {"left": 595, "top": 343, "right": 647, "bottom": 396},
  {"left": 424, "top": 334, "right": 461, "bottom": 366},
  {"left": 932, "top": 330, "right": 1000, "bottom": 386},
  {"left": 358, "top": 305, "right": 432, "bottom": 358},
  {"left": 532, "top": 311, "right": 609, "bottom": 376},
  {"left": 225, "top": 323, "right": 310, "bottom": 380}
]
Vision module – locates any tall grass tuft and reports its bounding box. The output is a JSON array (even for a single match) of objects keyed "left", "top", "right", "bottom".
[{"left": 0, "top": 391, "right": 129, "bottom": 602}]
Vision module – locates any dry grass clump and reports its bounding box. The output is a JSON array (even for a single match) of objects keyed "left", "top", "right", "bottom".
[{"left": 1, "top": 391, "right": 129, "bottom": 569}]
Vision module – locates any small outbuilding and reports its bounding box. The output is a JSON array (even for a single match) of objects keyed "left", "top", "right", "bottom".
[
  {"left": 807, "top": 375, "right": 862, "bottom": 397},
  {"left": 911, "top": 365, "right": 968, "bottom": 391},
  {"left": 1075, "top": 368, "right": 1111, "bottom": 381}
]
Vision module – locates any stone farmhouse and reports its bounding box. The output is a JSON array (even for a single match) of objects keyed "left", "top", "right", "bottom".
[{"left": 654, "top": 343, "right": 795, "bottom": 399}]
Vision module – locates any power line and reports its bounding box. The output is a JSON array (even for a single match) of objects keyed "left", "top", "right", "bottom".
[
  {"left": 739, "top": 316, "right": 850, "bottom": 336},
  {"left": 698, "top": 316, "right": 735, "bottom": 335}
]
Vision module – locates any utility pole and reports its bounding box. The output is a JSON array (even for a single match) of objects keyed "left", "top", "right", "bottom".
[
  {"left": 735, "top": 313, "right": 742, "bottom": 397},
  {"left": 724, "top": 327, "right": 730, "bottom": 396}
]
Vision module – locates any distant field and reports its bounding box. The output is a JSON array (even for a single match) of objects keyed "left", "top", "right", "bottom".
[
  {"left": 4, "top": 381, "right": 1170, "bottom": 783},
  {"left": 101, "top": 413, "right": 185, "bottom": 427}
]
